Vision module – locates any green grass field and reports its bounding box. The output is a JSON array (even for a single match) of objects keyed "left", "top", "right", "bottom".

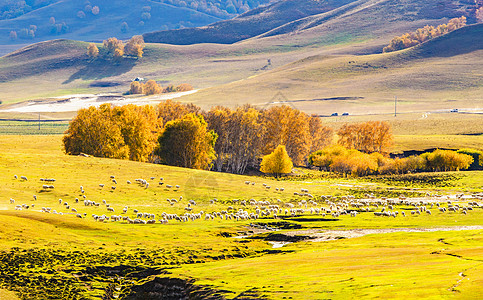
[{"left": 0, "top": 135, "right": 482, "bottom": 299}]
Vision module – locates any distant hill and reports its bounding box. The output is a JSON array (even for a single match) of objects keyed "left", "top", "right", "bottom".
[
  {"left": 144, "top": 0, "right": 480, "bottom": 45},
  {"left": 178, "top": 23, "right": 483, "bottom": 114},
  {"left": 0, "top": 0, "right": 275, "bottom": 45},
  {"left": 144, "top": 0, "right": 356, "bottom": 44}
]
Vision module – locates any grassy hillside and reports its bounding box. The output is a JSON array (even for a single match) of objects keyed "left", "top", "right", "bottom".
[
  {"left": 0, "top": 134, "right": 482, "bottom": 298},
  {"left": 144, "top": 0, "right": 356, "bottom": 44},
  {"left": 144, "top": 0, "right": 478, "bottom": 45},
  {"left": 0, "top": 0, "right": 222, "bottom": 45},
  {"left": 180, "top": 23, "right": 483, "bottom": 115}
]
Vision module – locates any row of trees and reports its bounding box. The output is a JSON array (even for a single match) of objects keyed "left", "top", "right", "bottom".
[
  {"left": 87, "top": 36, "right": 145, "bottom": 59},
  {"left": 63, "top": 102, "right": 333, "bottom": 174},
  {"left": 309, "top": 145, "right": 476, "bottom": 177},
  {"left": 383, "top": 16, "right": 467, "bottom": 53},
  {"left": 129, "top": 81, "right": 194, "bottom": 95}
]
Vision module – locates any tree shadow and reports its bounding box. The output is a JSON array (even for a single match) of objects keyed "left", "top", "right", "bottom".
[{"left": 63, "top": 58, "right": 136, "bottom": 84}]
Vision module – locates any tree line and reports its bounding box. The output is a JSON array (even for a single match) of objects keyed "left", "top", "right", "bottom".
[
  {"left": 63, "top": 101, "right": 333, "bottom": 174},
  {"left": 383, "top": 16, "right": 467, "bottom": 53},
  {"left": 63, "top": 101, "right": 481, "bottom": 177},
  {"left": 309, "top": 145, "right": 480, "bottom": 177}
]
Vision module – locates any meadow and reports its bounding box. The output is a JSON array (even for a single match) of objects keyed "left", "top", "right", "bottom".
[{"left": 0, "top": 134, "right": 482, "bottom": 299}]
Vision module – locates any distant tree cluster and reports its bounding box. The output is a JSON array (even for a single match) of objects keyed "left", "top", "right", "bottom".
[
  {"left": 129, "top": 81, "right": 194, "bottom": 95},
  {"left": 87, "top": 36, "right": 145, "bottom": 60},
  {"left": 63, "top": 101, "right": 333, "bottom": 173},
  {"left": 383, "top": 16, "right": 467, "bottom": 53},
  {"left": 309, "top": 146, "right": 474, "bottom": 177},
  {"left": 476, "top": 0, "right": 483, "bottom": 23},
  {"left": 0, "top": 0, "right": 56, "bottom": 20},
  {"left": 153, "top": 0, "right": 273, "bottom": 18}
]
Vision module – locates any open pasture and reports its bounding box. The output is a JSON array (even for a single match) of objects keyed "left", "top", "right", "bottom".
[{"left": 0, "top": 135, "right": 482, "bottom": 299}]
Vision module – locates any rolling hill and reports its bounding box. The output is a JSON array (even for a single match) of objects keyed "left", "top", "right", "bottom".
[
  {"left": 179, "top": 23, "right": 483, "bottom": 115},
  {"left": 0, "top": 0, "right": 482, "bottom": 116},
  {"left": 144, "top": 0, "right": 480, "bottom": 45},
  {"left": 0, "top": 0, "right": 276, "bottom": 46}
]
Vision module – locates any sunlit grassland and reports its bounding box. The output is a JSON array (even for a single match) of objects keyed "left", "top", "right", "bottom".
[
  {"left": 0, "top": 134, "right": 482, "bottom": 299},
  {"left": 172, "top": 230, "right": 483, "bottom": 299}
]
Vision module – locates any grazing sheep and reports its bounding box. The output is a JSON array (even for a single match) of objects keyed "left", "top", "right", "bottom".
[
  {"left": 33, "top": 195, "right": 37, "bottom": 201},
  {"left": 111, "top": 186, "right": 116, "bottom": 190},
  {"left": 127, "top": 180, "right": 131, "bottom": 184},
  {"left": 245, "top": 181, "right": 250, "bottom": 185},
  {"left": 99, "top": 184, "right": 104, "bottom": 188},
  {"left": 9, "top": 198, "right": 15, "bottom": 204},
  {"left": 14, "top": 175, "right": 18, "bottom": 179},
  {"left": 112, "top": 179, "right": 117, "bottom": 184},
  {"left": 110, "top": 175, "right": 115, "bottom": 179},
  {"left": 175, "top": 185, "right": 180, "bottom": 189}
]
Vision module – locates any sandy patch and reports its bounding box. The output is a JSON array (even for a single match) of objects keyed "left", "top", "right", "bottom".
[{"left": 0, "top": 90, "right": 198, "bottom": 113}]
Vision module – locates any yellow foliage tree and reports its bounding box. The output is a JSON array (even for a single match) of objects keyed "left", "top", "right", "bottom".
[
  {"left": 260, "top": 145, "right": 293, "bottom": 177},
  {"left": 63, "top": 104, "right": 129, "bottom": 159},
  {"left": 125, "top": 35, "right": 145, "bottom": 58},
  {"left": 103, "top": 37, "right": 124, "bottom": 57},
  {"left": 129, "top": 81, "right": 144, "bottom": 94},
  {"left": 263, "top": 105, "right": 310, "bottom": 166},
  {"left": 87, "top": 43, "right": 99, "bottom": 58},
  {"left": 156, "top": 99, "right": 200, "bottom": 126},
  {"left": 337, "top": 121, "right": 393, "bottom": 154},
  {"left": 156, "top": 113, "right": 217, "bottom": 170},
  {"left": 143, "top": 80, "right": 162, "bottom": 95}
]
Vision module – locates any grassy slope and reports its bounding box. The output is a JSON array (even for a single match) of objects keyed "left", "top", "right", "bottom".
[
  {"left": 0, "top": 0, "right": 221, "bottom": 45},
  {"left": 0, "top": 134, "right": 482, "bottom": 299},
  {"left": 143, "top": 0, "right": 356, "bottom": 44},
  {"left": 180, "top": 23, "right": 483, "bottom": 115},
  {"left": 0, "top": 0, "right": 479, "bottom": 107}
]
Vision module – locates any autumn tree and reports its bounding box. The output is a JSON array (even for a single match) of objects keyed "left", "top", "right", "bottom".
[
  {"left": 156, "top": 99, "right": 200, "bottom": 126},
  {"left": 337, "top": 121, "right": 393, "bottom": 154},
  {"left": 457, "top": 149, "right": 483, "bottom": 170},
  {"left": 87, "top": 43, "right": 99, "bottom": 58},
  {"left": 421, "top": 149, "right": 473, "bottom": 172},
  {"left": 92, "top": 6, "right": 100, "bottom": 15},
  {"left": 309, "top": 115, "right": 334, "bottom": 152},
  {"left": 260, "top": 145, "right": 293, "bottom": 177},
  {"left": 129, "top": 81, "right": 144, "bottom": 94},
  {"left": 477, "top": 7, "right": 483, "bottom": 23},
  {"left": 206, "top": 105, "right": 263, "bottom": 174},
  {"left": 308, "top": 144, "right": 348, "bottom": 170},
  {"left": 103, "top": 37, "right": 124, "bottom": 58},
  {"left": 143, "top": 80, "right": 161, "bottom": 95},
  {"left": 125, "top": 35, "right": 145, "bottom": 58},
  {"left": 63, "top": 104, "right": 128, "bottom": 159},
  {"left": 262, "top": 105, "right": 311, "bottom": 166},
  {"left": 383, "top": 16, "right": 467, "bottom": 52},
  {"left": 112, "top": 105, "right": 162, "bottom": 162},
  {"left": 177, "top": 83, "right": 194, "bottom": 92},
  {"left": 156, "top": 113, "right": 217, "bottom": 170}
]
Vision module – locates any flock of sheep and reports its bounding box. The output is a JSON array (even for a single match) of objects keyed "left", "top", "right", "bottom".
[{"left": 8, "top": 174, "right": 483, "bottom": 226}]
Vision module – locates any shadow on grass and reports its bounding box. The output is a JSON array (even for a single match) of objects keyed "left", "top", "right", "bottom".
[{"left": 63, "top": 58, "right": 136, "bottom": 84}]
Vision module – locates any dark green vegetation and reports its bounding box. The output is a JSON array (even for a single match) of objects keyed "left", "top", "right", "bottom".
[{"left": 0, "top": 135, "right": 482, "bottom": 299}]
